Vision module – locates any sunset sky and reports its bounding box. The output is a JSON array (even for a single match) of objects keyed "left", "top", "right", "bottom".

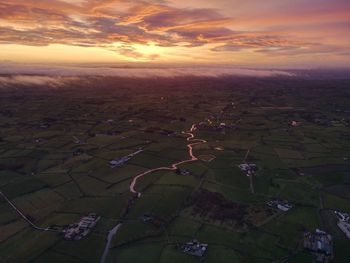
[{"left": 1, "top": 0, "right": 350, "bottom": 67}]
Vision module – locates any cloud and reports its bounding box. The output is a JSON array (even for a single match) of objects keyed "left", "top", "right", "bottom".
[
  {"left": 0, "top": 63, "right": 295, "bottom": 83},
  {"left": 211, "top": 35, "right": 298, "bottom": 52},
  {"left": 209, "top": 34, "right": 348, "bottom": 57},
  {"left": 110, "top": 45, "right": 159, "bottom": 60},
  {"left": 138, "top": 8, "right": 230, "bottom": 31},
  {"left": 0, "top": 75, "right": 79, "bottom": 88},
  {"left": 0, "top": 1, "right": 298, "bottom": 51},
  {"left": 0, "top": 0, "right": 349, "bottom": 61}
]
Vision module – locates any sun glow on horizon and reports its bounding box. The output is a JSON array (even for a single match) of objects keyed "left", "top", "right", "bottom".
[{"left": 0, "top": 0, "right": 349, "bottom": 67}]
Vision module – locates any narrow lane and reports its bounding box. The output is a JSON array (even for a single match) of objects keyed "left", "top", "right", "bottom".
[
  {"left": 130, "top": 124, "right": 207, "bottom": 196},
  {"left": 100, "top": 223, "right": 122, "bottom": 263},
  {"left": 0, "top": 191, "right": 59, "bottom": 232}
]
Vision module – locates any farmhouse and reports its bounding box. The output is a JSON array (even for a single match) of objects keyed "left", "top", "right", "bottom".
[
  {"left": 182, "top": 240, "right": 208, "bottom": 257},
  {"left": 337, "top": 221, "right": 350, "bottom": 239},
  {"left": 109, "top": 156, "right": 130, "bottom": 168},
  {"left": 64, "top": 213, "right": 100, "bottom": 241},
  {"left": 109, "top": 148, "right": 143, "bottom": 168},
  {"left": 238, "top": 163, "right": 257, "bottom": 172},
  {"left": 291, "top": 120, "right": 301, "bottom": 127},
  {"left": 334, "top": 211, "right": 349, "bottom": 222},
  {"left": 267, "top": 199, "right": 293, "bottom": 212},
  {"left": 334, "top": 211, "right": 350, "bottom": 238},
  {"left": 303, "top": 229, "right": 333, "bottom": 262},
  {"left": 277, "top": 203, "right": 293, "bottom": 212}
]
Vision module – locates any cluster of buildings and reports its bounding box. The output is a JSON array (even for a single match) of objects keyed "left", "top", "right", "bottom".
[
  {"left": 182, "top": 240, "right": 208, "bottom": 257},
  {"left": 63, "top": 213, "right": 100, "bottom": 241},
  {"left": 266, "top": 199, "right": 293, "bottom": 212},
  {"left": 238, "top": 163, "right": 257, "bottom": 177},
  {"left": 334, "top": 211, "right": 350, "bottom": 238},
  {"left": 303, "top": 229, "right": 333, "bottom": 263},
  {"left": 109, "top": 148, "right": 143, "bottom": 168}
]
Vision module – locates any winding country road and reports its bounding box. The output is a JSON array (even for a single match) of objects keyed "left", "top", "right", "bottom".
[
  {"left": 130, "top": 124, "right": 207, "bottom": 196},
  {"left": 100, "top": 123, "right": 208, "bottom": 263}
]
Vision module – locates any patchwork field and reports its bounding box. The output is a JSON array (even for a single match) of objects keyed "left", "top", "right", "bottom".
[{"left": 0, "top": 77, "right": 350, "bottom": 262}]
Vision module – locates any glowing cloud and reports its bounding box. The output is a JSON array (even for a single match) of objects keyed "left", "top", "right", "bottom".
[{"left": 0, "top": 0, "right": 349, "bottom": 66}]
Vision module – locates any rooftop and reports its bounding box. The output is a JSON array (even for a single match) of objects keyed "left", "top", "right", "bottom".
[
  {"left": 64, "top": 214, "right": 100, "bottom": 241},
  {"left": 303, "top": 229, "right": 333, "bottom": 261},
  {"left": 182, "top": 240, "right": 208, "bottom": 257}
]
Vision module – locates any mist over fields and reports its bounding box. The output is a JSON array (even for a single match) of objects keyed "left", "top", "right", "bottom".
[
  {"left": 0, "top": 62, "right": 295, "bottom": 88},
  {"left": 0, "top": 62, "right": 296, "bottom": 78},
  {"left": 0, "top": 62, "right": 349, "bottom": 88}
]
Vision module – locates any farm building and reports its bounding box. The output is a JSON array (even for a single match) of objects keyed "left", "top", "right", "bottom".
[{"left": 182, "top": 240, "right": 208, "bottom": 257}]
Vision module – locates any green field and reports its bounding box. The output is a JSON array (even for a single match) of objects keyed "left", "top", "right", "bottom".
[{"left": 1, "top": 78, "right": 350, "bottom": 262}]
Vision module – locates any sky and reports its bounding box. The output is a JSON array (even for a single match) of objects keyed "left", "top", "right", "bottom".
[{"left": 0, "top": 0, "right": 350, "bottom": 68}]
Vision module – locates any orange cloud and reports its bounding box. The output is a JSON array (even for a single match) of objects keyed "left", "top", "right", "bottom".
[{"left": 0, "top": 0, "right": 349, "bottom": 64}]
